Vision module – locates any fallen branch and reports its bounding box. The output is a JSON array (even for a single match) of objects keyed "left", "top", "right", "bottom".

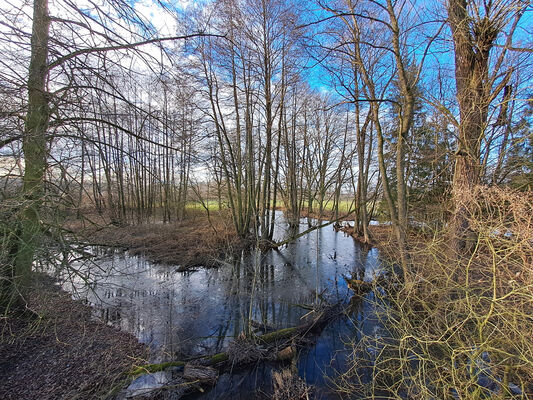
[
  {"left": 131, "top": 302, "right": 343, "bottom": 377},
  {"left": 268, "top": 211, "right": 355, "bottom": 249}
]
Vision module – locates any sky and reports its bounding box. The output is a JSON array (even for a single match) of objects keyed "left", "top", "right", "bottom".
[{"left": 1, "top": 0, "right": 531, "bottom": 118}]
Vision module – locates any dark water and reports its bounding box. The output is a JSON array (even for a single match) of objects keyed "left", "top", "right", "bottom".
[{"left": 59, "top": 213, "right": 387, "bottom": 399}]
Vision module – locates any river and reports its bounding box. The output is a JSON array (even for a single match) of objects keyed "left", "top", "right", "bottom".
[{"left": 57, "top": 213, "right": 388, "bottom": 399}]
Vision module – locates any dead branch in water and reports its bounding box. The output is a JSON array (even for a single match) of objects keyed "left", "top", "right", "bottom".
[
  {"left": 130, "top": 301, "right": 344, "bottom": 377},
  {"left": 267, "top": 211, "right": 355, "bottom": 249}
]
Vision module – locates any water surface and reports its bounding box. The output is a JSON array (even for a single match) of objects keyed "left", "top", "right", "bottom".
[{"left": 58, "top": 214, "right": 387, "bottom": 398}]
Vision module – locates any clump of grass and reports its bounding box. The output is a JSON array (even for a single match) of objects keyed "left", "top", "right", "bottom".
[
  {"left": 226, "top": 333, "right": 266, "bottom": 365},
  {"left": 272, "top": 369, "right": 313, "bottom": 400},
  {"left": 336, "top": 186, "right": 533, "bottom": 399}
]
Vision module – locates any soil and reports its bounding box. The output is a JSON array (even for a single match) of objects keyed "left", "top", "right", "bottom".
[{"left": 0, "top": 276, "right": 148, "bottom": 400}]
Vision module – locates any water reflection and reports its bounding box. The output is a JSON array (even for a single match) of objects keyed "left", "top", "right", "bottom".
[{"left": 59, "top": 213, "right": 386, "bottom": 398}]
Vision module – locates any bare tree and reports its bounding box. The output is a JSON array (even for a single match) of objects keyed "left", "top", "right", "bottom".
[{"left": 0, "top": 0, "right": 212, "bottom": 306}]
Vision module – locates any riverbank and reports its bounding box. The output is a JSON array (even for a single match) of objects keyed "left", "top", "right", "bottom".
[
  {"left": 0, "top": 276, "right": 147, "bottom": 400},
  {"left": 67, "top": 210, "right": 247, "bottom": 269},
  {"left": 70, "top": 208, "right": 394, "bottom": 270}
]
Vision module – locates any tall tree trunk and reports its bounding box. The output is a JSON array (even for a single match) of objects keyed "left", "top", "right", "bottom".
[
  {"left": 447, "top": 0, "right": 498, "bottom": 253},
  {"left": 11, "top": 0, "right": 50, "bottom": 305}
]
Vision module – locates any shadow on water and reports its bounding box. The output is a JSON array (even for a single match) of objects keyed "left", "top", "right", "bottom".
[{"left": 57, "top": 212, "right": 388, "bottom": 399}]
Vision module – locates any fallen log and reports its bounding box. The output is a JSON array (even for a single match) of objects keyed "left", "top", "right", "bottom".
[
  {"left": 130, "top": 361, "right": 185, "bottom": 376},
  {"left": 183, "top": 364, "right": 218, "bottom": 384},
  {"left": 267, "top": 211, "right": 355, "bottom": 249},
  {"left": 131, "top": 302, "right": 343, "bottom": 377},
  {"left": 256, "top": 304, "right": 343, "bottom": 347},
  {"left": 255, "top": 326, "right": 300, "bottom": 344},
  {"left": 130, "top": 352, "right": 228, "bottom": 376},
  {"left": 127, "top": 301, "right": 346, "bottom": 400}
]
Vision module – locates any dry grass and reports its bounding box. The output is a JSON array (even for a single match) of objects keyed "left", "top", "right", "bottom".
[
  {"left": 272, "top": 369, "right": 313, "bottom": 400},
  {"left": 336, "top": 186, "right": 533, "bottom": 399},
  {"left": 70, "top": 210, "right": 248, "bottom": 269}
]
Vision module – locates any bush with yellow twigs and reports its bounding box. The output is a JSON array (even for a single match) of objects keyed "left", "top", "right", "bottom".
[{"left": 336, "top": 186, "right": 533, "bottom": 399}]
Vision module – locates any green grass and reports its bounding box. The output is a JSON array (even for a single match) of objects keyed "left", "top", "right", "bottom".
[
  {"left": 182, "top": 197, "right": 356, "bottom": 214},
  {"left": 184, "top": 200, "right": 223, "bottom": 211}
]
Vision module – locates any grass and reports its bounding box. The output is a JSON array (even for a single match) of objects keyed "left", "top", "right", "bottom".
[
  {"left": 183, "top": 198, "right": 356, "bottom": 213},
  {"left": 184, "top": 200, "right": 223, "bottom": 211}
]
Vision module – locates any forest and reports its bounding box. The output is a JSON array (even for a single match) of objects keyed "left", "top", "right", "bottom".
[{"left": 0, "top": 0, "right": 532, "bottom": 399}]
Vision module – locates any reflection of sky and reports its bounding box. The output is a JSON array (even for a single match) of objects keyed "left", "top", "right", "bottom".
[{"left": 60, "top": 213, "right": 387, "bottom": 398}]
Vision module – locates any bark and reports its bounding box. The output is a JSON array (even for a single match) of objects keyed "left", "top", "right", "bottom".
[
  {"left": 12, "top": 0, "right": 50, "bottom": 304},
  {"left": 447, "top": 0, "right": 501, "bottom": 252}
]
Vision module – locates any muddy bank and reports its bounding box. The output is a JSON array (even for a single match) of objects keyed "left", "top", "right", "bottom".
[
  {"left": 69, "top": 212, "right": 248, "bottom": 269},
  {"left": 0, "top": 276, "right": 147, "bottom": 400}
]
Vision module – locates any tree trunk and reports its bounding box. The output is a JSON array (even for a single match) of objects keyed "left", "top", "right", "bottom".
[
  {"left": 12, "top": 0, "right": 50, "bottom": 305},
  {"left": 447, "top": 0, "right": 497, "bottom": 253}
]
